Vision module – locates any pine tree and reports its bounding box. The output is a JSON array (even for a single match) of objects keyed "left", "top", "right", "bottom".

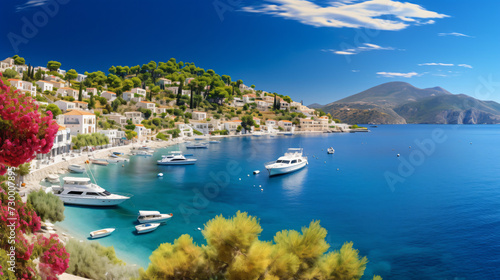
[{"left": 78, "top": 83, "right": 83, "bottom": 101}]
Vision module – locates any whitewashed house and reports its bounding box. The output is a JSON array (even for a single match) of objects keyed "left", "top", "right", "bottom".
[
  {"left": 124, "top": 111, "right": 144, "bottom": 124},
  {"left": 242, "top": 94, "right": 256, "bottom": 103},
  {"left": 57, "top": 87, "right": 78, "bottom": 99},
  {"left": 106, "top": 113, "right": 128, "bottom": 126},
  {"left": 76, "top": 74, "right": 87, "bottom": 82},
  {"left": 131, "top": 87, "right": 147, "bottom": 97},
  {"left": 278, "top": 120, "right": 294, "bottom": 132},
  {"left": 134, "top": 124, "right": 152, "bottom": 140},
  {"left": 36, "top": 125, "right": 71, "bottom": 160},
  {"left": 8, "top": 79, "right": 36, "bottom": 96},
  {"left": 58, "top": 110, "right": 96, "bottom": 135},
  {"left": 122, "top": 91, "right": 133, "bottom": 101},
  {"left": 192, "top": 111, "right": 207, "bottom": 121},
  {"left": 72, "top": 101, "right": 88, "bottom": 110},
  {"left": 36, "top": 80, "right": 54, "bottom": 92},
  {"left": 223, "top": 120, "right": 242, "bottom": 134},
  {"left": 86, "top": 88, "right": 98, "bottom": 96},
  {"left": 55, "top": 100, "right": 76, "bottom": 112},
  {"left": 137, "top": 101, "right": 156, "bottom": 111},
  {"left": 157, "top": 78, "right": 172, "bottom": 87},
  {"left": 101, "top": 91, "right": 116, "bottom": 101}
]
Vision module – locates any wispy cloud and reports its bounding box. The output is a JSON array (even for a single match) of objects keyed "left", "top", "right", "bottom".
[
  {"left": 323, "top": 43, "right": 398, "bottom": 55},
  {"left": 418, "top": 62, "right": 473, "bottom": 68},
  {"left": 16, "top": 0, "right": 50, "bottom": 11},
  {"left": 438, "top": 32, "right": 473, "bottom": 38},
  {"left": 242, "top": 0, "right": 448, "bottom": 31},
  {"left": 352, "top": 70, "right": 360, "bottom": 72},
  {"left": 377, "top": 71, "right": 419, "bottom": 78}
]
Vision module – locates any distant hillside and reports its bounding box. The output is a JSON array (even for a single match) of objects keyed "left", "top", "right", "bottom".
[
  {"left": 321, "top": 82, "right": 500, "bottom": 124},
  {"left": 307, "top": 103, "right": 324, "bottom": 109}
]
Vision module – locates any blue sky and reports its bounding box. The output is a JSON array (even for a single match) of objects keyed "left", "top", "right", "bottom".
[{"left": 1, "top": 0, "right": 499, "bottom": 105}]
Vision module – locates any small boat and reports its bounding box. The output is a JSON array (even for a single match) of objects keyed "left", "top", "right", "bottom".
[
  {"left": 137, "top": 211, "right": 173, "bottom": 224},
  {"left": 252, "top": 132, "right": 263, "bottom": 137},
  {"left": 90, "top": 159, "right": 109, "bottom": 166},
  {"left": 46, "top": 174, "right": 59, "bottom": 184},
  {"left": 327, "top": 147, "right": 335, "bottom": 154},
  {"left": 283, "top": 132, "right": 293, "bottom": 136},
  {"left": 90, "top": 228, "right": 115, "bottom": 239},
  {"left": 194, "top": 138, "right": 204, "bottom": 140},
  {"left": 253, "top": 170, "right": 260, "bottom": 174},
  {"left": 113, "top": 152, "right": 124, "bottom": 155},
  {"left": 138, "top": 146, "right": 152, "bottom": 151},
  {"left": 135, "top": 151, "right": 153, "bottom": 157},
  {"left": 68, "top": 164, "right": 85, "bottom": 173},
  {"left": 186, "top": 143, "right": 208, "bottom": 149},
  {"left": 209, "top": 140, "right": 221, "bottom": 144},
  {"left": 157, "top": 151, "right": 197, "bottom": 165},
  {"left": 135, "top": 223, "right": 161, "bottom": 234},
  {"left": 110, "top": 154, "right": 119, "bottom": 158},
  {"left": 265, "top": 148, "right": 308, "bottom": 176},
  {"left": 157, "top": 173, "right": 163, "bottom": 177}
]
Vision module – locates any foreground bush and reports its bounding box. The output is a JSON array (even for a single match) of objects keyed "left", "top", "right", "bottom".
[
  {"left": 27, "top": 189, "right": 65, "bottom": 222},
  {"left": 71, "top": 132, "right": 109, "bottom": 149},
  {"left": 65, "top": 239, "right": 139, "bottom": 279},
  {"left": 140, "top": 211, "right": 381, "bottom": 280}
]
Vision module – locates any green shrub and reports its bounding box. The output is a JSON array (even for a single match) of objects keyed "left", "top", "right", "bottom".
[
  {"left": 27, "top": 190, "right": 65, "bottom": 222},
  {"left": 156, "top": 132, "right": 168, "bottom": 140},
  {"left": 193, "top": 129, "right": 203, "bottom": 135},
  {"left": 65, "top": 240, "right": 138, "bottom": 279}
]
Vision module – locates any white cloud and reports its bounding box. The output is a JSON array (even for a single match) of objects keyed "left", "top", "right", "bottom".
[
  {"left": 438, "top": 32, "right": 473, "bottom": 38},
  {"left": 324, "top": 43, "right": 397, "bottom": 55},
  {"left": 352, "top": 70, "right": 360, "bottom": 72},
  {"left": 242, "top": 0, "right": 448, "bottom": 31},
  {"left": 418, "top": 63, "right": 473, "bottom": 68},
  {"left": 377, "top": 71, "right": 419, "bottom": 78},
  {"left": 16, "top": 0, "right": 50, "bottom": 11}
]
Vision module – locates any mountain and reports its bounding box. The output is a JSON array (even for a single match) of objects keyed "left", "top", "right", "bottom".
[
  {"left": 321, "top": 82, "right": 500, "bottom": 124},
  {"left": 307, "top": 103, "right": 324, "bottom": 109}
]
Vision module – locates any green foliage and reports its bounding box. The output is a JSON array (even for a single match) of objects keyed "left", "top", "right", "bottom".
[
  {"left": 13, "top": 55, "right": 25, "bottom": 65},
  {"left": 71, "top": 133, "right": 109, "bottom": 149},
  {"left": 2, "top": 68, "right": 18, "bottom": 79},
  {"left": 125, "top": 130, "right": 137, "bottom": 140},
  {"left": 332, "top": 118, "right": 341, "bottom": 123},
  {"left": 45, "top": 104, "right": 62, "bottom": 119},
  {"left": 140, "top": 212, "right": 373, "bottom": 280},
  {"left": 124, "top": 124, "right": 136, "bottom": 130},
  {"left": 193, "top": 129, "right": 203, "bottom": 135},
  {"left": 211, "top": 130, "right": 229, "bottom": 135},
  {"left": 47, "top": 61, "right": 61, "bottom": 71},
  {"left": 241, "top": 115, "right": 255, "bottom": 131},
  {"left": 156, "top": 132, "right": 168, "bottom": 140},
  {"left": 65, "top": 69, "right": 78, "bottom": 82},
  {"left": 65, "top": 239, "right": 138, "bottom": 279},
  {"left": 27, "top": 190, "right": 65, "bottom": 222},
  {"left": 166, "top": 128, "right": 181, "bottom": 138}
]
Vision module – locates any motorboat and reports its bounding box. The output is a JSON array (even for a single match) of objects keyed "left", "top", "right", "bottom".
[
  {"left": 46, "top": 174, "right": 59, "bottom": 184},
  {"left": 135, "top": 223, "right": 161, "bottom": 234},
  {"left": 209, "top": 140, "right": 221, "bottom": 143},
  {"left": 283, "top": 132, "right": 293, "bottom": 136},
  {"left": 138, "top": 146, "right": 153, "bottom": 151},
  {"left": 90, "top": 228, "right": 115, "bottom": 239},
  {"left": 135, "top": 151, "right": 153, "bottom": 156},
  {"left": 186, "top": 143, "right": 208, "bottom": 149},
  {"left": 252, "top": 132, "right": 263, "bottom": 137},
  {"left": 157, "top": 151, "right": 197, "bottom": 165},
  {"left": 51, "top": 177, "right": 131, "bottom": 206},
  {"left": 327, "top": 147, "right": 335, "bottom": 154},
  {"left": 265, "top": 148, "right": 308, "bottom": 176},
  {"left": 113, "top": 152, "right": 124, "bottom": 156},
  {"left": 137, "top": 211, "right": 173, "bottom": 224},
  {"left": 90, "top": 159, "right": 109, "bottom": 166},
  {"left": 194, "top": 138, "right": 204, "bottom": 140},
  {"left": 68, "top": 164, "right": 85, "bottom": 173}
]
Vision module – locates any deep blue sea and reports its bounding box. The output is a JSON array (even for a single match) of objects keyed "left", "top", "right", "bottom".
[{"left": 58, "top": 125, "right": 500, "bottom": 279}]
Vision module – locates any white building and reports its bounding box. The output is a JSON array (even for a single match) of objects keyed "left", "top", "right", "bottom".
[
  {"left": 190, "top": 120, "right": 221, "bottom": 135},
  {"left": 223, "top": 120, "right": 242, "bottom": 134},
  {"left": 134, "top": 124, "right": 152, "bottom": 140},
  {"left": 101, "top": 91, "right": 117, "bottom": 101},
  {"left": 278, "top": 120, "right": 294, "bottom": 132},
  {"left": 131, "top": 87, "right": 147, "bottom": 97},
  {"left": 157, "top": 78, "right": 171, "bottom": 87},
  {"left": 72, "top": 101, "right": 89, "bottom": 110},
  {"left": 106, "top": 113, "right": 128, "bottom": 126},
  {"left": 192, "top": 111, "right": 207, "bottom": 121},
  {"left": 122, "top": 91, "right": 133, "bottom": 101},
  {"left": 58, "top": 110, "right": 96, "bottom": 135},
  {"left": 279, "top": 101, "right": 290, "bottom": 110},
  {"left": 176, "top": 123, "right": 193, "bottom": 138},
  {"left": 8, "top": 79, "right": 36, "bottom": 96},
  {"left": 76, "top": 74, "right": 87, "bottom": 82},
  {"left": 242, "top": 94, "right": 256, "bottom": 104},
  {"left": 36, "top": 80, "right": 54, "bottom": 92},
  {"left": 36, "top": 125, "right": 71, "bottom": 160},
  {"left": 98, "top": 129, "right": 126, "bottom": 145},
  {"left": 137, "top": 101, "right": 156, "bottom": 111},
  {"left": 86, "top": 88, "right": 98, "bottom": 96},
  {"left": 55, "top": 100, "right": 76, "bottom": 112},
  {"left": 124, "top": 111, "right": 144, "bottom": 124},
  {"left": 57, "top": 87, "right": 78, "bottom": 99}
]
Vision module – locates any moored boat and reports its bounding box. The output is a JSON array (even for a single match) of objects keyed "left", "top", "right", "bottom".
[
  {"left": 52, "top": 177, "right": 131, "bottom": 206},
  {"left": 135, "top": 223, "right": 161, "bottom": 234},
  {"left": 68, "top": 164, "right": 85, "bottom": 173},
  {"left": 90, "top": 228, "right": 115, "bottom": 239},
  {"left": 327, "top": 147, "right": 335, "bottom": 154},
  {"left": 265, "top": 148, "right": 308, "bottom": 176},
  {"left": 137, "top": 211, "right": 173, "bottom": 224},
  {"left": 90, "top": 159, "right": 109, "bottom": 166},
  {"left": 157, "top": 151, "right": 197, "bottom": 165},
  {"left": 186, "top": 143, "right": 208, "bottom": 149}
]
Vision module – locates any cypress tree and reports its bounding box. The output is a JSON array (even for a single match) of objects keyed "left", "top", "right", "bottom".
[{"left": 78, "top": 83, "right": 83, "bottom": 101}]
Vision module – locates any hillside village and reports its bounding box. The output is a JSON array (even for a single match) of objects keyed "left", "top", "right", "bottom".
[{"left": 1, "top": 55, "right": 353, "bottom": 157}]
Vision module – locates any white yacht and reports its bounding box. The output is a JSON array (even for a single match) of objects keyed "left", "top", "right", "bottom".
[
  {"left": 137, "top": 211, "right": 173, "bottom": 224},
  {"left": 51, "top": 177, "right": 130, "bottom": 206},
  {"left": 327, "top": 147, "right": 335, "bottom": 154},
  {"left": 265, "top": 148, "right": 308, "bottom": 176},
  {"left": 68, "top": 164, "right": 85, "bottom": 173},
  {"left": 157, "top": 151, "right": 197, "bottom": 165},
  {"left": 186, "top": 143, "right": 208, "bottom": 149},
  {"left": 135, "top": 150, "right": 153, "bottom": 156}
]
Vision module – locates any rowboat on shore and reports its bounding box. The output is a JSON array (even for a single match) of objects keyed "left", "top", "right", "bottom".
[{"left": 90, "top": 159, "right": 109, "bottom": 166}]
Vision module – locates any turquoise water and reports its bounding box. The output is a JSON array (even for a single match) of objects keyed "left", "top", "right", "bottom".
[{"left": 59, "top": 125, "right": 500, "bottom": 279}]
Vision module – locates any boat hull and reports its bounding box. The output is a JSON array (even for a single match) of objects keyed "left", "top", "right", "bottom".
[
  {"left": 266, "top": 161, "right": 307, "bottom": 176},
  {"left": 135, "top": 223, "right": 161, "bottom": 234},
  {"left": 137, "top": 217, "right": 171, "bottom": 224},
  {"left": 186, "top": 146, "right": 208, "bottom": 149},
  {"left": 157, "top": 160, "right": 196, "bottom": 165},
  {"left": 56, "top": 195, "right": 129, "bottom": 206},
  {"left": 68, "top": 166, "right": 85, "bottom": 173}
]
